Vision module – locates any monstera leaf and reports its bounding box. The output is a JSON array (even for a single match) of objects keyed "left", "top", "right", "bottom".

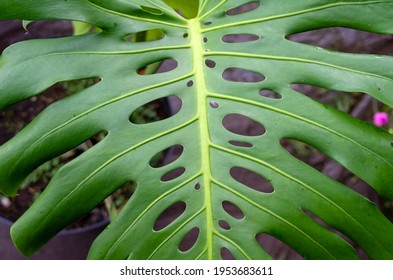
[{"left": 1, "top": 0, "right": 393, "bottom": 260}]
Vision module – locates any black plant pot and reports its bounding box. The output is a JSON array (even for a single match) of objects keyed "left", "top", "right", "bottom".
[{"left": 0, "top": 216, "right": 107, "bottom": 260}]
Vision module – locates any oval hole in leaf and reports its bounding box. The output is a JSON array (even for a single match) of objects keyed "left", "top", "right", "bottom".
[
  {"left": 222, "top": 113, "right": 266, "bottom": 136},
  {"left": 220, "top": 247, "right": 236, "bottom": 260},
  {"left": 178, "top": 227, "right": 200, "bottom": 252},
  {"left": 153, "top": 201, "right": 186, "bottom": 231},
  {"left": 194, "top": 183, "right": 201, "bottom": 190},
  {"left": 187, "top": 80, "right": 194, "bottom": 87},
  {"left": 209, "top": 101, "right": 219, "bottom": 108},
  {"left": 280, "top": 139, "right": 380, "bottom": 203},
  {"left": 204, "top": 21, "right": 212, "bottom": 26},
  {"left": 256, "top": 233, "right": 304, "bottom": 260},
  {"left": 137, "top": 59, "right": 178, "bottom": 75},
  {"left": 161, "top": 167, "right": 186, "bottom": 182},
  {"left": 230, "top": 166, "right": 274, "bottom": 193},
  {"left": 222, "top": 34, "right": 260, "bottom": 43},
  {"left": 259, "top": 89, "right": 282, "bottom": 99},
  {"left": 226, "top": 2, "right": 260, "bottom": 16},
  {"left": 205, "top": 59, "right": 216, "bottom": 68},
  {"left": 302, "top": 209, "right": 367, "bottom": 259},
  {"left": 218, "top": 220, "right": 231, "bottom": 230},
  {"left": 223, "top": 67, "right": 265, "bottom": 83},
  {"left": 228, "top": 140, "right": 253, "bottom": 148},
  {"left": 149, "top": 144, "right": 184, "bottom": 168},
  {"left": 222, "top": 201, "right": 244, "bottom": 219},
  {"left": 129, "top": 96, "right": 177, "bottom": 124},
  {"left": 140, "top": 5, "right": 163, "bottom": 15},
  {"left": 286, "top": 27, "right": 393, "bottom": 55},
  {"left": 123, "top": 28, "right": 165, "bottom": 42}
]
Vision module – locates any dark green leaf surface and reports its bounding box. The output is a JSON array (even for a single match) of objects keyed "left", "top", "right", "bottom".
[{"left": 0, "top": 0, "right": 393, "bottom": 259}]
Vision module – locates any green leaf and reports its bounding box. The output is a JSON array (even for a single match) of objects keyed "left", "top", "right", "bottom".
[{"left": 1, "top": 0, "right": 393, "bottom": 259}]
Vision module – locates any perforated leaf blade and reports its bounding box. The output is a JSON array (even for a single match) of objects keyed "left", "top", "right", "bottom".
[{"left": 0, "top": 0, "right": 393, "bottom": 259}]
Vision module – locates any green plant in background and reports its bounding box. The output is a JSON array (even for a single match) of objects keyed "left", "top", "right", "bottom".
[{"left": 0, "top": 0, "right": 393, "bottom": 260}]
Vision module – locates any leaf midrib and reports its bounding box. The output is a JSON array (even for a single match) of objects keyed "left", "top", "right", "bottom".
[{"left": 189, "top": 18, "right": 215, "bottom": 260}]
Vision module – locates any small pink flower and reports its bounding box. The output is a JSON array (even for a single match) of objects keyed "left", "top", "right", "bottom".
[{"left": 373, "top": 112, "right": 389, "bottom": 127}]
